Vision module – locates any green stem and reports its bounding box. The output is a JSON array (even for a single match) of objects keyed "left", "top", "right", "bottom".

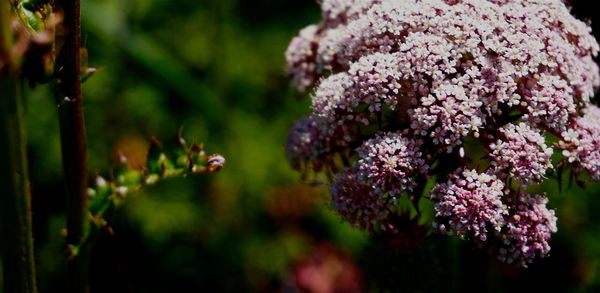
[
  {"left": 0, "top": 4, "right": 38, "bottom": 289},
  {"left": 0, "top": 79, "right": 38, "bottom": 293},
  {"left": 55, "top": 0, "right": 89, "bottom": 292}
]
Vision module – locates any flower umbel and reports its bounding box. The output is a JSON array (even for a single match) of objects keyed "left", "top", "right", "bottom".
[
  {"left": 286, "top": 0, "right": 599, "bottom": 267},
  {"left": 355, "top": 131, "right": 427, "bottom": 199},
  {"left": 489, "top": 123, "right": 553, "bottom": 186},
  {"left": 431, "top": 169, "right": 507, "bottom": 243},
  {"left": 498, "top": 193, "right": 557, "bottom": 267}
]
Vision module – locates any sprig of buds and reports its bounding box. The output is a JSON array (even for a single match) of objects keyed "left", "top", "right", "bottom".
[{"left": 66, "top": 136, "right": 225, "bottom": 259}]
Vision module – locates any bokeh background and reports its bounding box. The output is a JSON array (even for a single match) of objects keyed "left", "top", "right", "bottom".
[{"left": 9, "top": 0, "right": 600, "bottom": 292}]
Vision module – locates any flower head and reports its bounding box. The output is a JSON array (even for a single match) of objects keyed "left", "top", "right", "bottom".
[
  {"left": 286, "top": 0, "right": 599, "bottom": 267},
  {"left": 287, "top": 115, "right": 334, "bottom": 171},
  {"left": 330, "top": 168, "right": 394, "bottom": 232},
  {"left": 497, "top": 193, "right": 557, "bottom": 267},
  {"left": 431, "top": 169, "right": 508, "bottom": 243},
  {"left": 313, "top": 52, "right": 409, "bottom": 126},
  {"left": 355, "top": 131, "right": 428, "bottom": 198},
  {"left": 285, "top": 25, "right": 320, "bottom": 92},
  {"left": 489, "top": 122, "right": 553, "bottom": 186},
  {"left": 559, "top": 104, "right": 600, "bottom": 180}
]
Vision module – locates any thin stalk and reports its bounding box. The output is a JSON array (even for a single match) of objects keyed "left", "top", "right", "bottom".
[
  {"left": 0, "top": 3, "right": 38, "bottom": 291},
  {"left": 55, "top": 0, "right": 89, "bottom": 292}
]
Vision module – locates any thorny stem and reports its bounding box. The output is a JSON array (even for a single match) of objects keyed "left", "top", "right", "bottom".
[
  {"left": 0, "top": 3, "right": 38, "bottom": 293},
  {"left": 55, "top": 0, "right": 89, "bottom": 292}
]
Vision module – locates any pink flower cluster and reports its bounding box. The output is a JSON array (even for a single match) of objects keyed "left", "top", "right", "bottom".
[
  {"left": 489, "top": 123, "right": 553, "bottom": 186},
  {"left": 356, "top": 131, "right": 428, "bottom": 199},
  {"left": 287, "top": 115, "right": 345, "bottom": 171},
  {"left": 286, "top": 0, "right": 599, "bottom": 266},
  {"left": 285, "top": 25, "right": 319, "bottom": 92},
  {"left": 312, "top": 53, "right": 408, "bottom": 126},
  {"left": 330, "top": 169, "right": 393, "bottom": 232},
  {"left": 431, "top": 169, "right": 507, "bottom": 243},
  {"left": 499, "top": 193, "right": 557, "bottom": 267},
  {"left": 559, "top": 104, "right": 600, "bottom": 180},
  {"left": 431, "top": 169, "right": 557, "bottom": 266},
  {"left": 331, "top": 131, "right": 427, "bottom": 231}
]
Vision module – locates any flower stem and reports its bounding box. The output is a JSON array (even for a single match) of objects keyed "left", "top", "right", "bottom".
[
  {"left": 55, "top": 0, "right": 90, "bottom": 292},
  {"left": 0, "top": 3, "right": 38, "bottom": 291},
  {"left": 0, "top": 79, "right": 38, "bottom": 293}
]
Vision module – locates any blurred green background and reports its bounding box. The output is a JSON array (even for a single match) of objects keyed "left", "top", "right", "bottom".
[{"left": 9, "top": 0, "right": 600, "bottom": 292}]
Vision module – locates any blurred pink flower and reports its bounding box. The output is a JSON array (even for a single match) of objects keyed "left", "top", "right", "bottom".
[{"left": 293, "top": 244, "right": 363, "bottom": 293}]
